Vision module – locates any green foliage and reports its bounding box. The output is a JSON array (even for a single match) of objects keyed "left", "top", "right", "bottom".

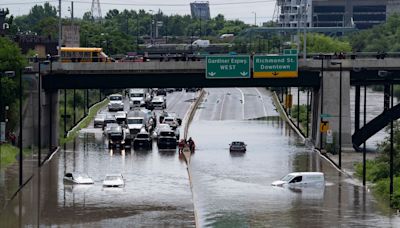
[
  {"left": 0, "top": 144, "right": 18, "bottom": 169},
  {"left": 302, "top": 33, "right": 352, "bottom": 53},
  {"left": 349, "top": 14, "right": 400, "bottom": 52},
  {"left": 0, "top": 37, "right": 26, "bottom": 124},
  {"left": 354, "top": 120, "right": 400, "bottom": 208}
]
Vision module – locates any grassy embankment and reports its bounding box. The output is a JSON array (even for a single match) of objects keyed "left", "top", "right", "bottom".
[{"left": 60, "top": 96, "right": 108, "bottom": 145}]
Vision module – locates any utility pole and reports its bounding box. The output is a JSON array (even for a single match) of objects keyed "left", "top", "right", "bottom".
[
  {"left": 71, "top": 1, "right": 74, "bottom": 21},
  {"left": 58, "top": 0, "right": 62, "bottom": 55}
]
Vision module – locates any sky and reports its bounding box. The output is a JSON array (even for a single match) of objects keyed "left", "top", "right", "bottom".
[{"left": 0, "top": 0, "right": 277, "bottom": 25}]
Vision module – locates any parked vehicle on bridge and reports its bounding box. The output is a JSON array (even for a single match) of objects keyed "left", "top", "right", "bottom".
[
  {"left": 133, "top": 129, "right": 152, "bottom": 149},
  {"left": 60, "top": 47, "right": 112, "bottom": 63},
  {"left": 192, "top": 39, "right": 210, "bottom": 48},
  {"left": 63, "top": 173, "right": 94, "bottom": 184},
  {"left": 229, "top": 141, "right": 247, "bottom": 152},
  {"left": 94, "top": 113, "right": 106, "bottom": 128},
  {"left": 271, "top": 172, "right": 325, "bottom": 187},
  {"left": 108, "top": 94, "right": 124, "bottom": 111},
  {"left": 103, "top": 174, "right": 124, "bottom": 188},
  {"left": 151, "top": 96, "right": 166, "bottom": 109}
]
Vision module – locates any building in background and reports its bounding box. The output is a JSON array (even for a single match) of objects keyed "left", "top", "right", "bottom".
[
  {"left": 0, "top": 9, "right": 9, "bottom": 36},
  {"left": 277, "top": 0, "right": 399, "bottom": 30},
  {"left": 62, "top": 25, "right": 80, "bottom": 47},
  {"left": 190, "top": 1, "right": 211, "bottom": 20},
  {"left": 277, "top": 0, "right": 312, "bottom": 28}
]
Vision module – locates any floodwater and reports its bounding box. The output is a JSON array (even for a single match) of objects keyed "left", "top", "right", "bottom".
[
  {"left": 189, "top": 88, "right": 400, "bottom": 227},
  {"left": 0, "top": 88, "right": 399, "bottom": 227}
]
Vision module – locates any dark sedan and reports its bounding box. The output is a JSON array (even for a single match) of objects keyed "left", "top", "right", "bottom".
[{"left": 229, "top": 141, "right": 247, "bottom": 152}]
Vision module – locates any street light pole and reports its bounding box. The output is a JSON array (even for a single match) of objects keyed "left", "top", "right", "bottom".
[
  {"left": 331, "top": 61, "right": 342, "bottom": 168},
  {"left": 18, "top": 68, "right": 23, "bottom": 187}
]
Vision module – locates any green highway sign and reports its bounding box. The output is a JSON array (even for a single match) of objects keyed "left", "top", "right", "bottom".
[
  {"left": 206, "top": 56, "right": 250, "bottom": 79},
  {"left": 253, "top": 55, "right": 298, "bottom": 78},
  {"left": 320, "top": 113, "right": 333, "bottom": 118},
  {"left": 283, "top": 49, "right": 298, "bottom": 55}
]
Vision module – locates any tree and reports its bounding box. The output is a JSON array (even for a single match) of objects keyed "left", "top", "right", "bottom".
[{"left": 0, "top": 37, "right": 26, "bottom": 121}]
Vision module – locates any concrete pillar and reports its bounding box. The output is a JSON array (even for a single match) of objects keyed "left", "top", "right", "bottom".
[
  {"left": 321, "top": 70, "right": 352, "bottom": 149},
  {"left": 43, "top": 90, "right": 59, "bottom": 149},
  {"left": 310, "top": 87, "right": 320, "bottom": 145}
]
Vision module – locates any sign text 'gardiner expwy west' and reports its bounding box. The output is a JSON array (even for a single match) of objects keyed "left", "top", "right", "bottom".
[{"left": 206, "top": 56, "right": 250, "bottom": 79}]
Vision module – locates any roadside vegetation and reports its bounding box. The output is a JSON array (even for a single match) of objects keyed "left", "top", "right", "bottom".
[
  {"left": 60, "top": 98, "right": 108, "bottom": 145},
  {"left": 355, "top": 122, "right": 400, "bottom": 208}
]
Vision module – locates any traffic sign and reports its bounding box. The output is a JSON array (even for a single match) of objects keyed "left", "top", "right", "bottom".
[
  {"left": 0, "top": 122, "right": 5, "bottom": 142},
  {"left": 285, "top": 94, "right": 293, "bottom": 109},
  {"left": 206, "top": 56, "right": 251, "bottom": 79},
  {"left": 320, "top": 121, "right": 330, "bottom": 133},
  {"left": 326, "top": 134, "right": 333, "bottom": 144},
  {"left": 253, "top": 55, "right": 298, "bottom": 78},
  {"left": 320, "top": 113, "right": 333, "bottom": 118},
  {"left": 283, "top": 49, "right": 298, "bottom": 55}
]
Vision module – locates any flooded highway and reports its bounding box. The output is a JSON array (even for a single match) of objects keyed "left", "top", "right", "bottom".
[
  {"left": 1, "top": 88, "right": 400, "bottom": 227},
  {"left": 0, "top": 90, "right": 196, "bottom": 227},
  {"left": 189, "top": 88, "right": 400, "bottom": 227}
]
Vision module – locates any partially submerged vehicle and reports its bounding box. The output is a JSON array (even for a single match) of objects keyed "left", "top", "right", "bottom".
[
  {"left": 271, "top": 172, "right": 325, "bottom": 187},
  {"left": 63, "top": 173, "right": 94, "bottom": 184},
  {"left": 103, "top": 174, "right": 124, "bottom": 187}
]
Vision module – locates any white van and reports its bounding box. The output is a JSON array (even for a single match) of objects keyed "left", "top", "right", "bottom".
[
  {"left": 192, "top": 39, "right": 210, "bottom": 48},
  {"left": 271, "top": 172, "right": 325, "bottom": 187}
]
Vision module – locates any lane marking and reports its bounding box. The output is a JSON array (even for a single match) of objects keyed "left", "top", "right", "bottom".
[
  {"left": 236, "top": 88, "right": 245, "bottom": 120},
  {"left": 219, "top": 91, "right": 227, "bottom": 121},
  {"left": 255, "top": 88, "right": 268, "bottom": 117}
]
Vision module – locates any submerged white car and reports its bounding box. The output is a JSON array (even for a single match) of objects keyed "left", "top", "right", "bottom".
[
  {"left": 63, "top": 173, "right": 94, "bottom": 184},
  {"left": 103, "top": 174, "right": 125, "bottom": 187},
  {"left": 271, "top": 172, "right": 325, "bottom": 187}
]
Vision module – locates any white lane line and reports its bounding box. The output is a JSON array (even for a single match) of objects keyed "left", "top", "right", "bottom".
[
  {"left": 219, "top": 92, "right": 227, "bottom": 121},
  {"left": 236, "top": 88, "right": 245, "bottom": 120},
  {"left": 255, "top": 88, "right": 268, "bottom": 117}
]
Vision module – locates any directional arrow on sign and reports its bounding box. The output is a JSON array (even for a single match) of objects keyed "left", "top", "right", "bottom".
[
  {"left": 240, "top": 71, "right": 248, "bottom": 76},
  {"left": 208, "top": 72, "right": 216, "bottom": 77},
  {"left": 272, "top": 72, "right": 279, "bottom": 76}
]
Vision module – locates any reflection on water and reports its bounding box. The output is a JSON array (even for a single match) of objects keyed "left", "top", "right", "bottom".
[
  {"left": 189, "top": 119, "right": 400, "bottom": 227},
  {"left": 0, "top": 129, "right": 195, "bottom": 227}
]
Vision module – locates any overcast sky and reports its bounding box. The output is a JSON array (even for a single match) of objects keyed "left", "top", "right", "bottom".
[{"left": 1, "top": 0, "right": 276, "bottom": 25}]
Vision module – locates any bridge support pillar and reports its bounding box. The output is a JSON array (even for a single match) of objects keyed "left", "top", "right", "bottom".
[
  {"left": 43, "top": 90, "right": 59, "bottom": 150},
  {"left": 319, "top": 70, "right": 352, "bottom": 150}
]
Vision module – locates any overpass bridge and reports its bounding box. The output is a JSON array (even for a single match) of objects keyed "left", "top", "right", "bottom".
[{"left": 35, "top": 57, "right": 400, "bottom": 160}]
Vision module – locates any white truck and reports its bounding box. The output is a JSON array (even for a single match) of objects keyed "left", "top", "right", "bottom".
[
  {"left": 192, "top": 39, "right": 210, "bottom": 48},
  {"left": 129, "top": 88, "right": 148, "bottom": 109}
]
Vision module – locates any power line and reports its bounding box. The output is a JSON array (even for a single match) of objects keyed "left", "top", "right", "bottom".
[
  {"left": 0, "top": 0, "right": 57, "bottom": 6},
  {"left": 69, "top": 0, "right": 275, "bottom": 7}
]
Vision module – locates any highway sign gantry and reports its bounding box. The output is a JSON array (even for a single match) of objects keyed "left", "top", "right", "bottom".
[
  {"left": 206, "top": 56, "right": 251, "bottom": 79},
  {"left": 253, "top": 55, "right": 298, "bottom": 78}
]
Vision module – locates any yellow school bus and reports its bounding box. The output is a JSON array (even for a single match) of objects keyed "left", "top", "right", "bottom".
[{"left": 60, "top": 47, "right": 112, "bottom": 62}]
